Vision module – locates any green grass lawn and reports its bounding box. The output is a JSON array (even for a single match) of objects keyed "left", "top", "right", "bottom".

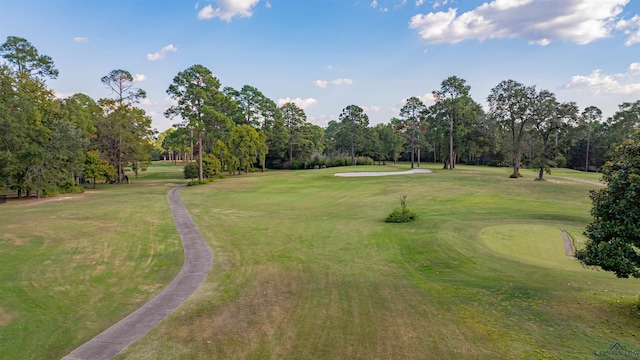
[
  {"left": 119, "top": 163, "right": 638, "bottom": 360},
  {"left": 0, "top": 162, "right": 185, "bottom": 359},
  {"left": 2, "top": 162, "right": 638, "bottom": 359}
]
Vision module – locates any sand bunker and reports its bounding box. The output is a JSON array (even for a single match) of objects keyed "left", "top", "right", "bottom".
[{"left": 334, "top": 169, "right": 432, "bottom": 177}]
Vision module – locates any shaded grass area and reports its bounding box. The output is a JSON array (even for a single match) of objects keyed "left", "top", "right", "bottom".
[
  {"left": 121, "top": 164, "right": 640, "bottom": 359},
  {"left": 0, "top": 162, "right": 185, "bottom": 359}
]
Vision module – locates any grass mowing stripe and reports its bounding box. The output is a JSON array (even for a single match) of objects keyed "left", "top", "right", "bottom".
[
  {"left": 119, "top": 164, "right": 640, "bottom": 359},
  {"left": 3, "top": 162, "right": 638, "bottom": 359}
]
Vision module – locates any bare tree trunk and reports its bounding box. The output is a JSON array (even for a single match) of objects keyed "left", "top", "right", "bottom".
[
  {"left": 289, "top": 144, "right": 293, "bottom": 168},
  {"left": 585, "top": 130, "right": 591, "bottom": 172},
  {"left": 190, "top": 127, "right": 194, "bottom": 162},
  {"left": 351, "top": 141, "right": 356, "bottom": 166},
  {"left": 118, "top": 133, "right": 123, "bottom": 183},
  {"left": 433, "top": 146, "right": 437, "bottom": 164},
  {"left": 449, "top": 114, "right": 454, "bottom": 170},
  {"left": 417, "top": 147, "right": 421, "bottom": 167},
  {"left": 410, "top": 131, "right": 415, "bottom": 169},
  {"left": 198, "top": 129, "right": 203, "bottom": 181}
]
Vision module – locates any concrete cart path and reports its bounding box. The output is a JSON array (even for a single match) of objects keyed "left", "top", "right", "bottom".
[{"left": 63, "top": 185, "right": 212, "bottom": 360}]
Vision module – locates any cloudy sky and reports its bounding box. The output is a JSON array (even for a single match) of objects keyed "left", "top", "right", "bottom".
[{"left": 1, "top": 0, "right": 639, "bottom": 132}]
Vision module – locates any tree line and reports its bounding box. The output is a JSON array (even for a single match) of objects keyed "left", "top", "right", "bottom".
[{"left": 2, "top": 35, "right": 639, "bottom": 196}]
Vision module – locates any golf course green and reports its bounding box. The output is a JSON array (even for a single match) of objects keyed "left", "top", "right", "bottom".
[{"left": 1, "top": 162, "right": 638, "bottom": 359}]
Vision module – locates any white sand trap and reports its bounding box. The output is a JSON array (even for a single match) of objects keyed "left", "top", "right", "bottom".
[{"left": 334, "top": 169, "right": 432, "bottom": 177}]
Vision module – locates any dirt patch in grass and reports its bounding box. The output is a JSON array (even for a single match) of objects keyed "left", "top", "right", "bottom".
[
  {"left": 0, "top": 307, "right": 16, "bottom": 327},
  {"left": 9, "top": 194, "right": 83, "bottom": 207},
  {"left": 193, "top": 267, "right": 300, "bottom": 355},
  {"left": 2, "top": 234, "right": 27, "bottom": 246}
]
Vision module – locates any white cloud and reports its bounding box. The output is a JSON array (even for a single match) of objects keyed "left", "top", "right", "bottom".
[
  {"left": 314, "top": 78, "right": 353, "bottom": 88},
  {"left": 330, "top": 78, "right": 353, "bottom": 85},
  {"left": 371, "top": 0, "right": 378, "bottom": 8},
  {"left": 308, "top": 114, "right": 335, "bottom": 127},
  {"left": 615, "top": 14, "right": 640, "bottom": 45},
  {"left": 410, "top": 0, "right": 630, "bottom": 45},
  {"left": 313, "top": 80, "right": 328, "bottom": 88},
  {"left": 133, "top": 74, "right": 147, "bottom": 82},
  {"left": 564, "top": 63, "right": 640, "bottom": 95},
  {"left": 277, "top": 97, "right": 318, "bottom": 110},
  {"left": 147, "top": 44, "right": 177, "bottom": 61},
  {"left": 362, "top": 106, "right": 382, "bottom": 113},
  {"left": 431, "top": 0, "right": 449, "bottom": 8},
  {"left": 54, "top": 90, "right": 75, "bottom": 99},
  {"left": 419, "top": 92, "right": 436, "bottom": 106},
  {"left": 265, "top": 1, "right": 272, "bottom": 8},
  {"left": 197, "top": 0, "right": 260, "bottom": 22},
  {"left": 73, "top": 37, "right": 88, "bottom": 43},
  {"left": 397, "top": 93, "right": 436, "bottom": 110}
]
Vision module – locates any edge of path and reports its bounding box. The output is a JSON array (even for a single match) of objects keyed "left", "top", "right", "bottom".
[{"left": 62, "top": 184, "right": 212, "bottom": 360}]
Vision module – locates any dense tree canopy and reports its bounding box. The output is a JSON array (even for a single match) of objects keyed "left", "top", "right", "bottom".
[
  {"left": 397, "top": 97, "right": 426, "bottom": 169},
  {"left": 433, "top": 75, "right": 473, "bottom": 170},
  {"left": 165, "top": 64, "right": 229, "bottom": 181},
  {"left": 576, "top": 131, "right": 640, "bottom": 278},
  {"left": 3, "top": 34, "right": 640, "bottom": 199},
  {"left": 338, "top": 105, "right": 369, "bottom": 166},
  {"left": 0, "top": 36, "right": 58, "bottom": 79}
]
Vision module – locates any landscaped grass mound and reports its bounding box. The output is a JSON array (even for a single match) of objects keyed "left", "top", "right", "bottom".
[{"left": 480, "top": 224, "right": 582, "bottom": 271}]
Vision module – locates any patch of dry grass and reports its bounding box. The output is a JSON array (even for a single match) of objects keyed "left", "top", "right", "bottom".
[
  {"left": 0, "top": 162, "right": 185, "bottom": 359},
  {"left": 120, "top": 164, "right": 640, "bottom": 359}
]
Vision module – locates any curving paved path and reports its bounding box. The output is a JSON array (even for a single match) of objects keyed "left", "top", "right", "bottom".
[{"left": 63, "top": 185, "right": 212, "bottom": 360}]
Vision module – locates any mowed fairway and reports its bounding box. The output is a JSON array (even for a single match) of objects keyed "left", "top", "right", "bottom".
[
  {"left": 0, "top": 163, "right": 184, "bottom": 359},
  {"left": 117, "top": 164, "right": 640, "bottom": 360}
]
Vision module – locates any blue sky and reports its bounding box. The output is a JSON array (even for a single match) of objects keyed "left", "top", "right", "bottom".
[{"left": 1, "top": 0, "right": 640, "bottom": 132}]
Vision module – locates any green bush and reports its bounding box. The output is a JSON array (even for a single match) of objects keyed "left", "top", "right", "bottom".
[
  {"left": 356, "top": 156, "right": 374, "bottom": 165},
  {"left": 187, "top": 179, "right": 215, "bottom": 186},
  {"left": 309, "top": 153, "right": 330, "bottom": 168},
  {"left": 184, "top": 162, "right": 199, "bottom": 180},
  {"left": 385, "top": 195, "right": 417, "bottom": 223},
  {"left": 330, "top": 156, "right": 350, "bottom": 167},
  {"left": 290, "top": 159, "right": 307, "bottom": 170},
  {"left": 202, "top": 154, "right": 222, "bottom": 178},
  {"left": 385, "top": 208, "right": 417, "bottom": 223}
]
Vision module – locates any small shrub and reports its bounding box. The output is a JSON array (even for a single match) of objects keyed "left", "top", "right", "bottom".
[
  {"left": 202, "top": 154, "right": 222, "bottom": 178},
  {"left": 356, "top": 156, "right": 374, "bottom": 165},
  {"left": 488, "top": 160, "right": 502, "bottom": 167},
  {"left": 184, "top": 162, "right": 199, "bottom": 180},
  {"left": 330, "top": 155, "right": 350, "bottom": 167},
  {"left": 290, "top": 159, "right": 307, "bottom": 170},
  {"left": 385, "top": 195, "right": 417, "bottom": 223},
  {"left": 187, "top": 179, "right": 215, "bottom": 186},
  {"left": 309, "top": 153, "right": 329, "bottom": 168}
]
